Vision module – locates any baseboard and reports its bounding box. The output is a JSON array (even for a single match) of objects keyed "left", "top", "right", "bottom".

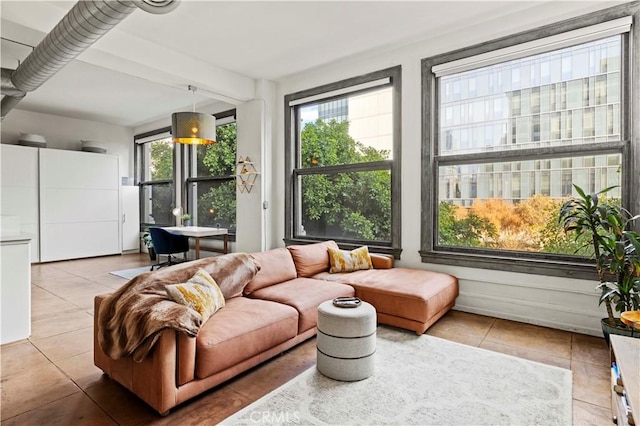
[
  {"left": 455, "top": 306, "right": 603, "bottom": 337},
  {"left": 454, "top": 291, "right": 604, "bottom": 337}
]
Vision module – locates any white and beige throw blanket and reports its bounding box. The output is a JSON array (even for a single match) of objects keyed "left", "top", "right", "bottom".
[{"left": 97, "top": 253, "right": 259, "bottom": 362}]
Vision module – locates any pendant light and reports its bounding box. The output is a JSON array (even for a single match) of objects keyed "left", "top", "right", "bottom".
[{"left": 171, "top": 85, "right": 216, "bottom": 145}]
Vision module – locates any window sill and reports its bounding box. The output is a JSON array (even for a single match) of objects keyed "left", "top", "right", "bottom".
[
  {"left": 419, "top": 249, "right": 597, "bottom": 280},
  {"left": 284, "top": 238, "right": 402, "bottom": 260}
]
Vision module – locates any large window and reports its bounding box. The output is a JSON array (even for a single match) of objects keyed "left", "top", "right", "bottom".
[
  {"left": 186, "top": 110, "right": 237, "bottom": 233},
  {"left": 136, "top": 130, "right": 174, "bottom": 227},
  {"left": 285, "top": 67, "right": 402, "bottom": 257},
  {"left": 421, "top": 7, "right": 639, "bottom": 278},
  {"left": 135, "top": 110, "right": 237, "bottom": 234}
]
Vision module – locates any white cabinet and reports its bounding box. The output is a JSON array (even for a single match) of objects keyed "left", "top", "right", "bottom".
[
  {"left": 121, "top": 186, "right": 140, "bottom": 251},
  {"left": 39, "top": 149, "right": 121, "bottom": 262},
  {"left": 1, "top": 236, "right": 31, "bottom": 344},
  {"left": 0, "top": 145, "right": 39, "bottom": 262},
  {"left": 0, "top": 145, "right": 122, "bottom": 262}
]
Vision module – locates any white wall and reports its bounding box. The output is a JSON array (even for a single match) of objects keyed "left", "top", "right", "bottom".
[
  {"left": 233, "top": 81, "right": 277, "bottom": 253},
  {"left": 236, "top": 100, "right": 265, "bottom": 253},
  {"left": 257, "top": 80, "right": 277, "bottom": 252},
  {"left": 132, "top": 100, "right": 235, "bottom": 135},
  {"left": 1, "top": 109, "right": 134, "bottom": 178},
  {"left": 273, "top": 3, "right": 612, "bottom": 336}
]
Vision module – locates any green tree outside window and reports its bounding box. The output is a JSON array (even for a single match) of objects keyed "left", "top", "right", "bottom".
[
  {"left": 195, "top": 123, "right": 237, "bottom": 229},
  {"left": 299, "top": 119, "right": 391, "bottom": 241}
]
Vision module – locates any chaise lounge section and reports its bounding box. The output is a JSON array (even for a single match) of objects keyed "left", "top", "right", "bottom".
[
  {"left": 94, "top": 241, "right": 458, "bottom": 414},
  {"left": 315, "top": 267, "right": 458, "bottom": 334}
]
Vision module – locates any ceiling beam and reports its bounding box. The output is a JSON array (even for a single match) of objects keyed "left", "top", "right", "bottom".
[{"left": 0, "top": 1, "right": 256, "bottom": 104}]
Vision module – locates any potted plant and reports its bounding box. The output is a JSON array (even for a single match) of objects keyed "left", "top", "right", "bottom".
[
  {"left": 141, "top": 229, "right": 156, "bottom": 261},
  {"left": 559, "top": 184, "right": 640, "bottom": 342},
  {"left": 182, "top": 214, "right": 192, "bottom": 226}
]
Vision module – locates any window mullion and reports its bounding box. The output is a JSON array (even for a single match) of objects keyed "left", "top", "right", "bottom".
[
  {"left": 294, "top": 161, "right": 391, "bottom": 176},
  {"left": 139, "top": 178, "right": 173, "bottom": 185},
  {"left": 186, "top": 175, "right": 235, "bottom": 183},
  {"left": 437, "top": 140, "right": 627, "bottom": 166}
]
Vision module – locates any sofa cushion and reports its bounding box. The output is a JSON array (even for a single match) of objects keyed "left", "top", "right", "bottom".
[
  {"left": 165, "top": 269, "right": 225, "bottom": 323},
  {"left": 287, "top": 240, "right": 339, "bottom": 277},
  {"left": 370, "top": 253, "right": 394, "bottom": 269},
  {"left": 244, "top": 248, "right": 297, "bottom": 295},
  {"left": 195, "top": 297, "right": 298, "bottom": 379},
  {"left": 313, "top": 268, "right": 458, "bottom": 324},
  {"left": 248, "top": 278, "right": 354, "bottom": 333},
  {"left": 328, "top": 246, "right": 373, "bottom": 273}
]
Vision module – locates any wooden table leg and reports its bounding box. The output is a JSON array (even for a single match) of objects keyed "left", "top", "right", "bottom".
[
  {"left": 195, "top": 237, "right": 200, "bottom": 259},
  {"left": 223, "top": 234, "right": 228, "bottom": 254}
]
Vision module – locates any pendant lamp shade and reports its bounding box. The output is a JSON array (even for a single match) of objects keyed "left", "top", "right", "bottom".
[{"left": 171, "top": 112, "right": 216, "bottom": 145}]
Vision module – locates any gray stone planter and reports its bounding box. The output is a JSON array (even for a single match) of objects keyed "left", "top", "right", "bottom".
[{"left": 601, "top": 318, "right": 640, "bottom": 345}]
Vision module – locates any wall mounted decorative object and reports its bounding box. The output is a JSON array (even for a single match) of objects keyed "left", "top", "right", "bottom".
[{"left": 236, "top": 157, "right": 259, "bottom": 193}]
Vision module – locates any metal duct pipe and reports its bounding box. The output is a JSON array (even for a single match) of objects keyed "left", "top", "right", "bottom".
[
  {"left": 0, "top": 92, "right": 26, "bottom": 117},
  {"left": 1, "top": 0, "right": 180, "bottom": 120},
  {"left": 1, "top": 68, "right": 23, "bottom": 96}
]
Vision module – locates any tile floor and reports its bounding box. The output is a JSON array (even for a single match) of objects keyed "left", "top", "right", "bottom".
[{"left": 1, "top": 253, "right": 613, "bottom": 425}]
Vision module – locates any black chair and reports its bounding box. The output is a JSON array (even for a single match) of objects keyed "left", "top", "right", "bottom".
[{"left": 149, "top": 227, "right": 189, "bottom": 270}]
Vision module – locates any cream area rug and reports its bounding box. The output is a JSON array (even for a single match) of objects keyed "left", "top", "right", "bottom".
[
  {"left": 109, "top": 266, "right": 151, "bottom": 280},
  {"left": 222, "top": 326, "right": 572, "bottom": 425}
]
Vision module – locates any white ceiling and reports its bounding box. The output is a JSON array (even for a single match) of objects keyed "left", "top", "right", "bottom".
[{"left": 0, "top": 1, "right": 623, "bottom": 128}]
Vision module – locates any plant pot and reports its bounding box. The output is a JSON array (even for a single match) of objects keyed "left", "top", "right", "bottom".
[
  {"left": 600, "top": 318, "right": 640, "bottom": 345},
  {"left": 148, "top": 246, "right": 156, "bottom": 261}
]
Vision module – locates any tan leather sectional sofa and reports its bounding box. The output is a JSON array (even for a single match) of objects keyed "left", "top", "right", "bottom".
[{"left": 94, "top": 241, "right": 458, "bottom": 415}]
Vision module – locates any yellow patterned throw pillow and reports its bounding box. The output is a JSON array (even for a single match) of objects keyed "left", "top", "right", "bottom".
[
  {"left": 328, "top": 246, "right": 373, "bottom": 273},
  {"left": 165, "top": 269, "right": 225, "bottom": 322}
]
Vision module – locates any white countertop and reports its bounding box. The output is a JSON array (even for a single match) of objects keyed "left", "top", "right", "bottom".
[{"left": 162, "top": 226, "right": 228, "bottom": 237}]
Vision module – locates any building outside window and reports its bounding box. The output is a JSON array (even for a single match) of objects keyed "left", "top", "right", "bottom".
[
  {"left": 318, "top": 99, "right": 348, "bottom": 123},
  {"left": 421, "top": 10, "right": 638, "bottom": 277},
  {"left": 285, "top": 67, "right": 402, "bottom": 257},
  {"left": 186, "top": 111, "right": 237, "bottom": 233},
  {"left": 136, "top": 131, "right": 174, "bottom": 228}
]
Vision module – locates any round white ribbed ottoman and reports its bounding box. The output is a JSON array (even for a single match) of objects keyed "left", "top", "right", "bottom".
[{"left": 316, "top": 299, "right": 376, "bottom": 381}]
